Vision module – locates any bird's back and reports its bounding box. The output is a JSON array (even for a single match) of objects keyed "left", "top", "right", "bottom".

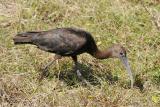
[{"left": 31, "top": 28, "right": 98, "bottom": 56}]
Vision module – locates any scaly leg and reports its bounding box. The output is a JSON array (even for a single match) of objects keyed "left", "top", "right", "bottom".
[
  {"left": 72, "top": 56, "right": 82, "bottom": 79},
  {"left": 39, "top": 55, "right": 61, "bottom": 82},
  {"left": 72, "top": 56, "right": 90, "bottom": 85}
]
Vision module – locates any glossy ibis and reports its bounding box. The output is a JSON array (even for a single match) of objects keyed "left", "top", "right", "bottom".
[{"left": 13, "top": 28, "right": 134, "bottom": 88}]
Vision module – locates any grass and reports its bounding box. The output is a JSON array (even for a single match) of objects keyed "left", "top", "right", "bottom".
[{"left": 0, "top": 0, "right": 160, "bottom": 106}]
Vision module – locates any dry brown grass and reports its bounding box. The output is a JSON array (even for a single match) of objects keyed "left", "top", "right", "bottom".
[{"left": 0, "top": 0, "right": 160, "bottom": 107}]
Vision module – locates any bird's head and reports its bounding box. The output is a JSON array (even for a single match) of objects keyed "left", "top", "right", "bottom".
[
  {"left": 109, "top": 44, "right": 134, "bottom": 88},
  {"left": 109, "top": 44, "right": 126, "bottom": 58}
]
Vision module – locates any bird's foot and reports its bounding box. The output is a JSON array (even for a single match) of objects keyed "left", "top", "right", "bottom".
[
  {"left": 76, "top": 70, "right": 91, "bottom": 86},
  {"left": 76, "top": 70, "right": 82, "bottom": 78}
]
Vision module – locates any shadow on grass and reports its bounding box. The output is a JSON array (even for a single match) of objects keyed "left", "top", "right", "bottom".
[
  {"left": 43, "top": 63, "right": 119, "bottom": 87},
  {"left": 38, "top": 63, "right": 145, "bottom": 91},
  {"left": 134, "top": 74, "right": 144, "bottom": 91}
]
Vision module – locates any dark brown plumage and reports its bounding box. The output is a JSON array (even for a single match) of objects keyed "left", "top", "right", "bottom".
[{"left": 13, "top": 27, "right": 134, "bottom": 88}]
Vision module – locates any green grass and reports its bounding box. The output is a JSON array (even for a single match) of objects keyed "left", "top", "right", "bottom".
[{"left": 0, "top": 0, "right": 160, "bottom": 106}]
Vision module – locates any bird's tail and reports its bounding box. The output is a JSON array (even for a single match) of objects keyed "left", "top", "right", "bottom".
[{"left": 13, "top": 31, "right": 40, "bottom": 44}]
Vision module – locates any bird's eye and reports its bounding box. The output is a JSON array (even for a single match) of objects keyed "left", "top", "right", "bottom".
[{"left": 120, "top": 52, "right": 123, "bottom": 56}]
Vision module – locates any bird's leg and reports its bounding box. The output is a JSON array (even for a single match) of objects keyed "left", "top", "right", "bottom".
[
  {"left": 56, "top": 60, "right": 61, "bottom": 79},
  {"left": 39, "top": 55, "right": 61, "bottom": 82},
  {"left": 72, "top": 56, "right": 82, "bottom": 79},
  {"left": 72, "top": 56, "right": 89, "bottom": 85}
]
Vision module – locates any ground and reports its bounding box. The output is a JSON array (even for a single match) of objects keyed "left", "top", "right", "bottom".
[{"left": 0, "top": 0, "right": 160, "bottom": 107}]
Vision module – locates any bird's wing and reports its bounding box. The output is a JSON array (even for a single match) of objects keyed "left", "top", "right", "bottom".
[{"left": 32, "top": 31, "right": 86, "bottom": 55}]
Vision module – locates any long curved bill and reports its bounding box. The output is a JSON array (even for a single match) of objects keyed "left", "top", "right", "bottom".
[{"left": 120, "top": 56, "right": 134, "bottom": 88}]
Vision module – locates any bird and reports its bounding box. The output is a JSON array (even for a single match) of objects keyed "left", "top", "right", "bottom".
[{"left": 13, "top": 27, "right": 134, "bottom": 88}]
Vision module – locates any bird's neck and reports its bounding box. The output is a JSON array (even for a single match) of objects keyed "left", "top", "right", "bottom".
[{"left": 93, "top": 48, "right": 112, "bottom": 59}]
